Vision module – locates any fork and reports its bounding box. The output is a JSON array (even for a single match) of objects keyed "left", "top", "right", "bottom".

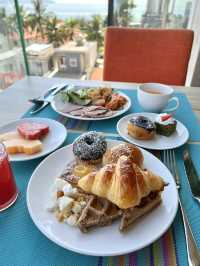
[{"left": 163, "top": 149, "right": 200, "bottom": 266}]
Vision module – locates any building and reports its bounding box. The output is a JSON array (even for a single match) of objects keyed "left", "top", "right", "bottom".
[
  {"left": 183, "top": 1, "right": 192, "bottom": 28},
  {"left": 142, "top": 0, "right": 164, "bottom": 28},
  {"left": 54, "top": 41, "right": 97, "bottom": 79},
  {"left": 26, "top": 43, "right": 55, "bottom": 76},
  {"left": 0, "top": 22, "right": 24, "bottom": 90}
]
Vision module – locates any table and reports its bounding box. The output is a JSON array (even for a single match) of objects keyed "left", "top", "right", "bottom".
[
  {"left": 0, "top": 76, "right": 200, "bottom": 126},
  {"left": 1, "top": 77, "right": 200, "bottom": 266}
]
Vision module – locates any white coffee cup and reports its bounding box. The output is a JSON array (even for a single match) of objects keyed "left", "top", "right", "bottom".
[{"left": 137, "top": 83, "right": 179, "bottom": 113}]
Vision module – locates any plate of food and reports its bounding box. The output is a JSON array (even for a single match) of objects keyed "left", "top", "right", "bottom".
[
  {"left": 117, "top": 113, "right": 189, "bottom": 150},
  {"left": 51, "top": 86, "right": 131, "bottom": 120},
  {"left": 0, "top": 118, "right": 67, "bottom": 161},
  {"left": 27, "top": 131, "right": 178, "bottom": 256}
]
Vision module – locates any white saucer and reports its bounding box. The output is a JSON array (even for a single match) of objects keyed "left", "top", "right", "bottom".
[
  {"left": 117, "top": 113, "right": 189, "bottom": 150},
  {"left": 0, "top": 118, "right": 67, "bottom": 161}
]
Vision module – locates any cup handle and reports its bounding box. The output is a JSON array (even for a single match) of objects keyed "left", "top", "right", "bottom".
[{"left": 163, "top": 97, "right": 179, "bottom": 113}]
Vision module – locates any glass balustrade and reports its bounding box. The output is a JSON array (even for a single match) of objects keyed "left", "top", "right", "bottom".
[{"left": 0, "top": 0, "right": 198, "bottom": 89}]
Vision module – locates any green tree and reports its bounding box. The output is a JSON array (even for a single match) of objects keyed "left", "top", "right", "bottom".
[
  {"left": 31, "top": 0, "right": 46, "bottom": 38},
  {"left": 25, "top": 14, "right": 37, "bottom": 33},
  {"left": 65, "top": 18, "right": 80, "bottom": 40},
  {"left": 84, "top": 15, "right": 104, "bottom": 48},
  {"left": 45, "top": 16, "right": 68, "bottom": 47}
]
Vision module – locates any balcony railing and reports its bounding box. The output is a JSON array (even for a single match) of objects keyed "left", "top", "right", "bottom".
[{"left": 0, "top": 0, "right": 197, "bottom": 90}]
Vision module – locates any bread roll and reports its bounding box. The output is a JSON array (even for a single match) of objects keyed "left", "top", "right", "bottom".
[{"left": 103, "top": 143, "right": 143, "bottom": 167}]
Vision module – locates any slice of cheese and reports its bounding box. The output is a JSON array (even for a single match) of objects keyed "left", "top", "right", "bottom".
[
  {"left": 0, "top": 131, "right": 42, "bottom": 155},
  {"left": 0, "top": 131, "right": 20, "bottom": 141}
]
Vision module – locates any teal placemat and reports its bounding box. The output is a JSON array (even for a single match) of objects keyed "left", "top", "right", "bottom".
[
  {"left": 0, "top": 133, "right": 179, "bottom": 266},
  {"left": 2, "top": 131, "right": 200, "bottom": 266},
  {"left": 1, "top": 88, "right": 200, "bottom": 266},
  {"left": 175, "top": 144, "right": 200, "bottom": 248},
  {"left": 25, "top": 90, "right": 200, "bottom": 142}
]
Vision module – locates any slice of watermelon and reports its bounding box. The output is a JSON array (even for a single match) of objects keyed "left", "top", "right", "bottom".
[
  {"left": 161, "top": 114, "right": 172, "bottom": 122},
  {"left": 17, "top": 122, "right": 49, "bottom": 140}
]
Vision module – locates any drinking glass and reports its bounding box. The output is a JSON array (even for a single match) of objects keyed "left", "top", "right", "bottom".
[{"left": 0, "top": 143, "right": 18, "bottom": 211}]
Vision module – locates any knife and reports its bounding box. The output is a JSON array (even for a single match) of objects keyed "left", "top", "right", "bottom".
[
  {"left": 30, "top": 83, "right": 72, "bottom": 114},
  {"left": 183, "top": 147, "right": 200, "bottom": 204}
]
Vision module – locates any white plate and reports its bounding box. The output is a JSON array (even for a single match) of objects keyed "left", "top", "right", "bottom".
[
  {"left": 0, "top": 118, "right": 67, "bottom": 162},
  {"left": 27, "top": 139, "right": 178, "bottom": 256},
  {"left": 117, "top": 113, "right": 189, "bottom": 150},
  {"left": 51, "top": 91, "right": 131, "bottom": 121}
]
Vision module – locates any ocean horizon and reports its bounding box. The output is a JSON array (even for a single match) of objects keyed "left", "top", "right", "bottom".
[{"left": 1, "top": 0, "right": 189, "bottom": 22}]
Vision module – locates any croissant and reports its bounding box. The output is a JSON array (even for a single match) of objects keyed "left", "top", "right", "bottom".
[
  {"left": 103, "top": 143, "right": 143, "bottom": 167},
  {"left": 78, "top": 155, "right": 165, "bottom": 209}
]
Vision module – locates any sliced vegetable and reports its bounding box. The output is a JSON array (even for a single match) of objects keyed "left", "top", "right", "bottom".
[{"left": 59, "top": 89, "right": 91, "bottom": 106}]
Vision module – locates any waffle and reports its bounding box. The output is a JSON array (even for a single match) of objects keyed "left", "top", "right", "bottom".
[
  {"left": 120, "top": 194, "right": 162, "bottom": 231},
  {"left": 78, "top": 195, "right": 122, "bottom": 232}
]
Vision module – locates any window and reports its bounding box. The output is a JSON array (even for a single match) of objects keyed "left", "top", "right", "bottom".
[
  {"left": 113, "top": 0, "right": 193, "bottom": 29},
  {"left": 69, "top": 58, "right": 78, "bottom": 68},
  {"left": 60, "top": 57, "right": 67, "bottom": 69}
]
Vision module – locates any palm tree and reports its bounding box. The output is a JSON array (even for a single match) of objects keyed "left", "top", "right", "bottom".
[
  {"left": 31, "top": 0, "right": 46, "bottom": 38},
  {"left": 84, "top": 15, "right": 104, "bottom": 48},
  {"left": 65, "top": 18, "right": 80, "bottom": 40},
  {"left": 45, "top": 16, "right": 68, "bottom": 47},
  {"left": 0, "top": 8, "right": 19, "bottom": 47},
  {"left": 25, "top": 14, "right": 37, "bottom": 34}
]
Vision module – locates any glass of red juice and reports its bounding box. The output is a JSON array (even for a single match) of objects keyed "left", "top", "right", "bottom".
[{"left": 0, "top": 143, "right": 18, "bottom": 211}]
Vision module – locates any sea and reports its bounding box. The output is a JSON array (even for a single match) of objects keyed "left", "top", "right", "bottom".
[{"left": 1, "top": 0, "right": 189, "bottom": 22}]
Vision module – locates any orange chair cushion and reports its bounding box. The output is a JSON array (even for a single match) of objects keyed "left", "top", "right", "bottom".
[{"left": 103, "top": 27, "right": 194, "bottom": 86}]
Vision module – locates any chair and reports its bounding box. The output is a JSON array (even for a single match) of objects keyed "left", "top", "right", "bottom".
[{"left": 103, "top": 27, "right": 194, "bottom": 86}]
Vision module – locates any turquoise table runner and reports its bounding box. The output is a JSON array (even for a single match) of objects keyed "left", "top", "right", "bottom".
[
  {"left": 1, "top": 89, "right": 200, "bottom": 266},
  {"left": 25, "top": 90, "right": 200, "bottom": 142}
]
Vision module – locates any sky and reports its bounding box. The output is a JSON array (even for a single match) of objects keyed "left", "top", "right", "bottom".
[
  {"left": 1, "top": 0, "right": 190, "bottom": 20},
  {"left": 53, "top": 0, "right": 107, "bottom": 4}
]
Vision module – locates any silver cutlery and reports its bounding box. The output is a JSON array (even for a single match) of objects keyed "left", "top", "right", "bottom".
[
  {"left": 29, "top": 83, "right": 63, "bottom": 103},
  {"left": 29, "top": 83, "right": 70, "bottom": 114},
  {"left": 163, "top": 149, "right": 200, "bottom": 266},
  {"left": 183, "top": 148, "right": 200, "bottom": 204}
]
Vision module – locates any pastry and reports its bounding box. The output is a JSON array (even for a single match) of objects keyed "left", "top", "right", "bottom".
[
  {"left": 78, "top": 155, "right": 166, "bottom": 209},
  {"left": 73, "top": 131, "right": 107, "bottom": 164},
  {"left": 103, "top": 143, "right": 143, "bottom": 167},
  {"left": 73, "top": 164, "right": 96, "bottom": 178},
  {"left": 127, "top": 116, "right": 156, "bottom": 140},
  {"left": 155, "top": 113, "right": 177, "bottom": 136}
]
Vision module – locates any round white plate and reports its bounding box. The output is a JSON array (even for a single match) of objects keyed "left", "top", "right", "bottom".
[
  {"left": 51, "top": 91, "right": 131, "bottom": 121},
  {"left": 117, "top": 113, "right": 189, "bottom": 150},
  {"left": 27, "top": 139, "right": 178, "bottom": 256},
  {"left": 0, "top": 118, "right": 67, "bottom": 162}
]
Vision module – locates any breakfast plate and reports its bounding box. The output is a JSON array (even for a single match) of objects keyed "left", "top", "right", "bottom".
[
  {"left": 27, "top": 139, "right": 178, "bottom": 256},
  {"left": 0, "top": 118, "right": 67, "bottom": 161},
  {"left": 51, "top": 88, "right": 131, "bottom": 121},
  {"left": 117, "top": 113, "right": 189, "bottom": 150}
]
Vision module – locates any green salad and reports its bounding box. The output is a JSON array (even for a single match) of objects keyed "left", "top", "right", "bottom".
[{"left": 59, "top": 88, "right": 92, "bottom": 106}]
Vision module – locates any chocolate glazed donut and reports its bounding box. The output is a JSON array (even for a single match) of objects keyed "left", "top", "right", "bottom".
[
  {"left": 73, "top": 131, "right": 107, "bottom": 164},
  {"left": 127, "top": 116, "right": 156, "bottom": 140}
]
